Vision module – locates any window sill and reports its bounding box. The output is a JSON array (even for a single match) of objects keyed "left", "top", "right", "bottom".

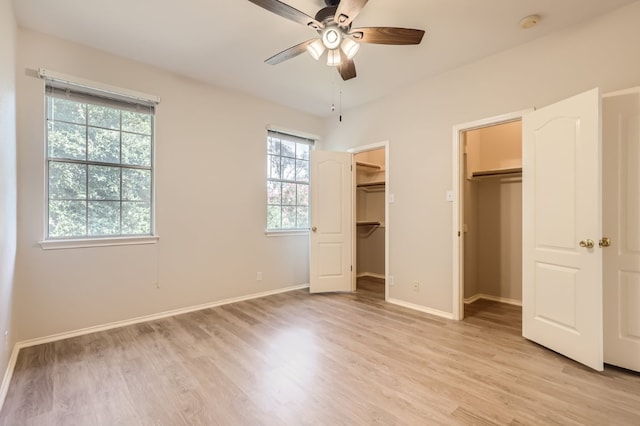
[
  {"left": 39, "top": 235, "right": 160, "bottom": 250},
  {"left": 265, "top": 229, "right": 309, "bottom": 237}
]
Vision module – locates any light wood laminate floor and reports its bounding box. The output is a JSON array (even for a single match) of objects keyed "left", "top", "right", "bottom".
[{"left": 1, "top": 279, "right": 639, "bottom": 425}]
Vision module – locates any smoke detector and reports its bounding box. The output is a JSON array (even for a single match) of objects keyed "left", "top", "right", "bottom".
[{"left": 520, "top": 14, "right": 541, "bottom": 29}]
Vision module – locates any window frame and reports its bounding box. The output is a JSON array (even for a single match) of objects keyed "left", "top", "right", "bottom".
[
  {"left": 265, "top": 129, "right": 315, "bottom": 234},
  {"left": 39, "top": 69, "right": 160, "bottom": 248}
]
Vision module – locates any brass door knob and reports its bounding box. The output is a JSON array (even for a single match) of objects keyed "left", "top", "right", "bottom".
[
  {"left": 599, "top": 237, "right": 611, "bottom": 248},
  {"left": 311, "top": 226, "right": 317, "bottom": 232},
  {"left": 579, "top": 239, "right": 595, "bottom": 249}
]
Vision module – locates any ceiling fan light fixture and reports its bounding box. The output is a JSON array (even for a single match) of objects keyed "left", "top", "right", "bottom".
[
  {"left": 322, "top": 27, "right": 342, "bottom": 50},
  {"left": 327, "top": 49, "right": 341, "bottom": 67},
  {"left": 341, "top": 37, "right": 360, "bottom": 59},
  {"left": 307, "top": 39, "right": 326, "bottom": 60}
]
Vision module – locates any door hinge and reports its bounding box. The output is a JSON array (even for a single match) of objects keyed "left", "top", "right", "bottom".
[
  {"left": 350, "top": 265, "right": 353, "bottom": 271},
  {"left": 458, "top": 231, "right": 461, "bottom": 237}
]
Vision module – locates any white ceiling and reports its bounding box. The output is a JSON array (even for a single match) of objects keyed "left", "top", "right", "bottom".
[{"left": 13, "top": 0, "right": 637, "bottom": 116}]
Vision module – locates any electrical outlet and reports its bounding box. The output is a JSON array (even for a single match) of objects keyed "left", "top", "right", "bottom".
[
  {"left": 388, "top": 276, "right": 395, "bottom": 286},
  {"left": 412, "top": 281, "right": 420, "bottom": 292},
  {"left": 257, "top": 272, "right": 263, "bottom": 281}
]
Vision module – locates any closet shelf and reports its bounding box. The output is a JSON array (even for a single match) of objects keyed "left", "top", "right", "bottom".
[
  {"left": 357, "top": 181, "right": 385, "bottom": 188},
  {"left": 470, "top": 167, "right": 522, "bottom": 179},
  {"left": 356, "top": 161, "right": 382, "bottom": 171},
  {"left": 356, "top": 221, "right": 381, "bottom": 227}
]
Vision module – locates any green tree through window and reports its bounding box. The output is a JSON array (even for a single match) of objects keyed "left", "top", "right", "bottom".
[{"left": 46, "top": 89, "right": 154, "bottom": 239}]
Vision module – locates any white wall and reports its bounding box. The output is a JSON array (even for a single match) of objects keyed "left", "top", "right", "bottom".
[
  {"left": 15, "top": 29, "right": 324, "bottom": 341},
  {"left": 0, "top": 0, "right": 17, "bottom": 400},
  {"left": 323, "top": 2, "right": 640, "bottom": 315}
]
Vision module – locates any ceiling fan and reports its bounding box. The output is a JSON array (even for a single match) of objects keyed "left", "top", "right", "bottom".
[{"left": 248, "top": 0, "right": 426, "bottom": 81}]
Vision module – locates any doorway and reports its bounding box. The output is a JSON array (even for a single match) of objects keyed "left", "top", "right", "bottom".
[
  {"left": 350, "top": 142, "right": 389, "bottom": 300},
  {"left": 309, "top": 142, "right": 389, "bottom": 296},
  {"left": 452, "top": 111, "right": 530, "bottom": 320},
  {"left": 462, "top": 120, "right": 523, "bottom": 317}
]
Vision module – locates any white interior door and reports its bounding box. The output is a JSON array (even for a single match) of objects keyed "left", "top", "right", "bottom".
[
  {"left": 522, "top": 88, "right": 603, "bottom": 371},
  {"left": 309, "top": 150, "right": 353, "bottom": 293},
  {"left": 603, "top": 89, "right": 640, "bottom": 372}
]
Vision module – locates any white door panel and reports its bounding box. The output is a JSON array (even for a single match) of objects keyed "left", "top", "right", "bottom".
[
  {"left": 603, "top": 89, "right": 640, "bottom": 372},
  {"left": 310, "top": 151, "right": 353, "bottom": 293},
  {"left": 533, "top": 118, "right": 578, "bottom": 250},
  {"left": 523, "top": 88, "right": 603, "bottom": 371},
  {"left": 534, "top": 263, "right": 579, "bottom": 331}
]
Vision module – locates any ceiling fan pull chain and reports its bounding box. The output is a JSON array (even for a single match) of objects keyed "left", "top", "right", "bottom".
[{"left": 339, "top": 85, "right": 343, "bottom": 122}]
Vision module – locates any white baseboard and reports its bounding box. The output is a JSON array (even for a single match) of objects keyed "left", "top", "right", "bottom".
[
  {"left": 18, "top": 283, "right": 310, "bottom": 349},
  {"left": 0, "top": 344, "right": 20, "bottom": 412},
  {"left": 356, "top": 272, "right": 386, "bottom": 281},
  {"left": 464, "top": 293, "right": 522, "bottom": 307},
  {"left": 0, "top": 283, "right": 309, "bottom": 412},
  {"left": 388, "top": 298, "right": 454, "bottom": 320}
]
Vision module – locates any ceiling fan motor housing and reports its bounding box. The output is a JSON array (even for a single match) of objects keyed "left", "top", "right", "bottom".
[
  {"left": 324, "top": 0, "right": 340, "bottom": 6},
  {"left": 315, "top": 6, "right": 338, "bottom": 24}
]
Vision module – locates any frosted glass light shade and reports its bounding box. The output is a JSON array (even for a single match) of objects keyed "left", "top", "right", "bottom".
[
  {"left": 307, "top": 39, "right": 326, "bottom": 60},
  {"left": 327, "top": 49, "right": 341, "bottom": 67},
  {"left": 322, "top": 28, "right": 342, "bottom": 50},
  {"left": 341, "top": 38, "right": 360, "bottom": 59}
]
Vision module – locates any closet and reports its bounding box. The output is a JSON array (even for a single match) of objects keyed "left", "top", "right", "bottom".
[
  {"left": 463, "top": 121, "right": 522, "bottom": 306},
  {"left": 457, "top": 88, "right": 640, "bottom": 372},
  {"left": 355, "top": 149, "right": 386, "bottom": 287}
]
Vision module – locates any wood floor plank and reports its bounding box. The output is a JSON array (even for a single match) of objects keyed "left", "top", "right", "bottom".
[{"left": 1, "top": 279, "right": 639, "bottom": 425}]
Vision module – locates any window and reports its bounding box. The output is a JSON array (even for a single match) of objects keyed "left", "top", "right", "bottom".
[
  {"left": 267, "top": 130, "right": 313, "bottom": 230},
  {"left": 45, "top": 84, "right": 155, "bottom": 240}
]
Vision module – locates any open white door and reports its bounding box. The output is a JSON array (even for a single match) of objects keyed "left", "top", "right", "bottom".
[
  {"left": 603, "top": 89, "right": 640, "bottom": 372},
  {"left": 309, "top": 150, "right": 353, "bottom": 293},
  {"left": 522, "top": 88, "right": 603, "bottom": 371}
]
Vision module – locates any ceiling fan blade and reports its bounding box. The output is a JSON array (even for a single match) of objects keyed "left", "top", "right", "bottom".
[
  {"left": 338, "top": 57, "right": 357, "bottom": 81},
  {"left": 349, "top": 27, "right": 425, "bottom": 45},
  {"left": 265, "top": 39, "right": 316, "bottom": 65},
  {"left": 337, "top": 49, "right": 356, "bottom": 81},
  {"left": 334, "top": 0, "right": 368, "bottom": 27},
  {"left": 248, "top": 0, "right": 323, "bottom": 30}
]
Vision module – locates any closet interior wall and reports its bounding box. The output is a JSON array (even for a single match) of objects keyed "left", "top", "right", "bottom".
[
  {"left": 464, "top": 122, "right": 522, "bottom": 304},
  {"left": 355, "top": 149, "right": 386, "bottom": 281}
]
